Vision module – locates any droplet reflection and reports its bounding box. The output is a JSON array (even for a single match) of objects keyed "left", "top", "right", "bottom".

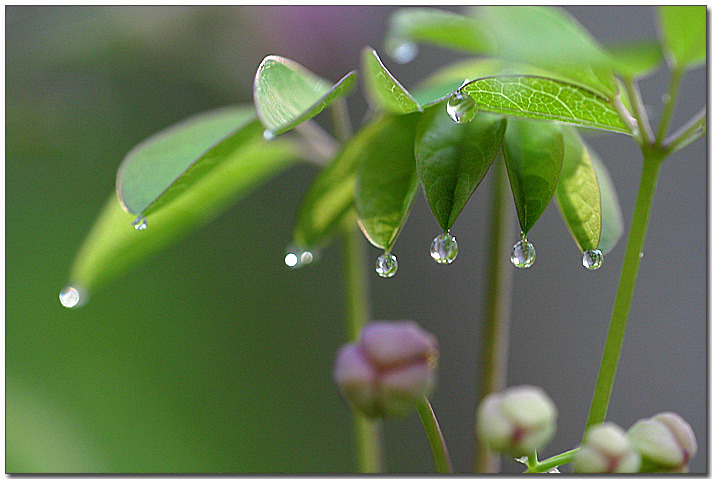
[
  {"left": 285, "top": 245, "right": 314, "bottom": 269},
  {"left": 446, "top": 90, "right": 478, "bottom": 124},
  {"left": 511, "top": 238, "right": 536, "bottom": 268},
  {"left": 430, "top": 232, "right": 458, "bottom": 264},
  {"left": 59, "top": 285, "right": 88, "bottom": 309},
  {"left": 376, "top": 253, "right": 398, "bottom": 278},
  {"left": 582, "top": 249, "right": 603, "bottom": 270}
]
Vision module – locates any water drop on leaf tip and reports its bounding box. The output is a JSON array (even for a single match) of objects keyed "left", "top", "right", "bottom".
[
  {"left": 582, "top": 249, "right": 603, "bottom": 270},
  {"left": 263, "top": 129, "right": 275, "bottom": 141},
  {"left": 430, "top": 232, "right": 458, "bottom": 264},
  {"left": 131, "top": 215, "right": 147, "bottom": 231},
  {"left": 59, "top": 285, "right": 88, "bottom": 309},
  {"left": 376, "top": 253, "right": 398, "bottom": 278},
  {"left": 391, "top": 42, "right": 418, "bottom": 64},
  {"left": 446, "top": 90, "right": 477, "bottom": 124},
  {"left": 511, "top": 239, "right": 536, "bottom": 268}
]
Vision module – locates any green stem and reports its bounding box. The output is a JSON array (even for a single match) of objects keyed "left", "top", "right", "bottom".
[
  {"left": 331, "top": 98, "right": 353, "bottom": 142},
  {"left": 474, "top": 154, "right": 514, "bottom": 473},
  {"left": 655, "top": 67, "right": 683, "bottom": 145},
  {"left": 342, "top": 223, "right": 383, "bottom": 472},
  {"left": 622, "top": 78, "right": 653, "bottom": 144},
  {"left": 525, "top": 448, "right": 579, "bottom": 473},
  {"left": 665, "top": 108, "right": 706, "bottom": 154},
  {"left": 417, "top": 399, "right": 454, "bottom": 473},
  {"left": 585, "top": 148, "right": 665, "bottom": 431}
]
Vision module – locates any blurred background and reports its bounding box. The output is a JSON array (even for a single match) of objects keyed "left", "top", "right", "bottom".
[{"left": 6, "top": 6, "right": 706, "bottom": 473}]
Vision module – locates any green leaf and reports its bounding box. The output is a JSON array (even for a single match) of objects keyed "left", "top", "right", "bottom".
[
  {"left": 355, "top": 114, "right": 421, "bottom": 252},
  {"left": 293, "top": 119, "right": 389, "bottom": 250},
  {"left": 606, "top": 39, "right": 663, "bottom": 79},
  {"left": 415, "top": 104, "right": 506, "bottom": 231},
  {"left": 361, "top": 47, "right": 422, "bottom": 114},
  {"left": 589, "top": 148, "right": 623, "bottom": 254},
  {"left": 555, "top": 127, "right": 602, "bottom": 252},
  {"left": 503, "top": 119, "right": 564, "bottom": 234},
  {"left": 70, "top": 136, "right": 299, "bottom": 293},
  {"left": 384, "top": 8, "right": 491, "bottom": 58},
  {"left": 253, "top": 55, "right": 357, "bottom": 137},
  {"left": 460, "top": 75, "right": 630, "bottom": 134},
  {"left": 469, "top": 6, "right": 618, "bottom": 97},
  {"left": 657, "top": 6, "right": 706, "bottom": 70},
  {"left": 117, "top": 106, "right": 257, "bottom": 217}
]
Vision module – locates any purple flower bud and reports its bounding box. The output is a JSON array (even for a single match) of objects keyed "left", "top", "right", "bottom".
[
  {"left": 627, "top": 412, "right": 697, "bottom": 472},
  {"left": 333, "top": 321, "right": 438, "bottom": 418}
]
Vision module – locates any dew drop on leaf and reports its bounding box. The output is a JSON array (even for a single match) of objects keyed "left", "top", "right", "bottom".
[
  {"left": 285, "top": 245, "right": 314, "bottom": 269},
  {"left": 430, "top": 232, "right": 458, "bottom": 264},
  {"left": 390, "top": 41, "right": 419, "bottom": 64},
  {"left": 59, "top": 285, "right": 88, "bottom": 309},
  {"left": 446, "top": 90, "right": 478, "bottom": 124},
  {"left": 582, "top": 249, "right": 603, "bottom": 270},
  {"left": 263, "top": 129, "right": 275, "bottom": 141},
  {"left": 376, "top": 253, "right": 398, "bottom": 278},
  {"left": 511, "top": 237, "right": 536, "bottom": 268},
  {"left": 131, "top": 215, "right": 147, "bottom": 231}
]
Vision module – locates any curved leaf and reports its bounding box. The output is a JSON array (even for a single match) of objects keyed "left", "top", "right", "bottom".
[
  {"left": 607, "top": 39, "right": 663, "bottom": 79},
  {"left": 355, "top": 114, "right": 421, "bottom": 252},
  {"left": 361, "top": 47, "right": 421, "bottom": 114},
  {"left": 589, "top": 149, "right": 624, "bottom": 254},
  {"left": 460, "top": 75, "right": 630, "bottom": 134},
  {"left": 292, "top": 119, "right": 389, "bottom": 250},
  {"left": 503, "top": 119, "right": 564, "bottom": 234},
  {"left": 253, "top": 55, "right": 357, "bottom": 137},
  {"left": 415, "top": 104, "right": 506, "bottom": 231},
  {"left": 117, "top": 106, "right": 257, "bottom": 217},
  {"left": 555, "top": 127, "right": 601, "bottom": 252},
  {"left": 384, "top": 8, "right": 491, "bottom": 58},
  {"left": 657, "top": 6, "right": 706, "bottom": 70},
  {"left": 69, "top": 137, "right": 299, "bottom": 293}
]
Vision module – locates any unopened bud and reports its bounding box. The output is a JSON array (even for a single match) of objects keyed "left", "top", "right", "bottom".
[
  {"left": 574, "top": 422, "right": 641, "bottom": 473},
  {"left": 627, "top": 412, "right": 697, "bottom": 472},
  {"left": 333, "top": 321, "right": 438, "bottom": 418},
  {"left": 476, "top": 385, "right": 557, "bottom": 457}
]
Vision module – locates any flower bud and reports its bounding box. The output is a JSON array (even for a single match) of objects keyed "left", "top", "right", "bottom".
[
  {"left": 476, "top": 385, "right": 557, "bottom": 457},
  {"left": 333, "top": 321, "right": 438, "bottom": 418},
  {"left": 573, "top": 422, "right": 641, "bottom": 473},
  {"left": 627, "top": 412, "right": 697, "bottom": 472}
]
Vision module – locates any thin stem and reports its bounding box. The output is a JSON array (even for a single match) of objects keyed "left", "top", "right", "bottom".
[
  {"left": 417, "top": 399, "right": 454, "bottom": 474},
  {"left": 473, "top": 154, "right": 514, "bottom": 473},
  {"left": 655, "top": 67, "right": 684, "bottom": 144},
  {"left": 665, "top": 108, "right": 706, "bottom": 154},
  {"left": 622, "top": 78, "right": 653, "bottom": 144},
  {"left": 585, "top": 148, "right": 665, "bottom": 431},
  {"left": 342, "top": 223, "right": 383, "bottom": 472},
  {"left": 525, "top": 448, "right": 579, "bottom": 473},
  {"left": 331, "top": 98, "right": 353, "bottom": 143}
]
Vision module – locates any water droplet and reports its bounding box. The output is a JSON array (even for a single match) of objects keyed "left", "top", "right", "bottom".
[
  {"left": 430, "top": 232, "right": 458, "bottom": 264},
  {"left": 511, "top": 238, "right": 536, "bottom": 268},
  {"left": 131, "top": 215, "right": 147, "bottom": 231},
  {"left": 59, "top": 285, "right": 87, "bottom": 309},
  {"left": 446, "top": 90, "right": 478, "bottom": 124},
  {"left": 582, "top": 249, "right": 603, "bottom": 270},
  {"left": 639, "top": 251, "right": 644, "bottom": 258},
  {"left": 390, "top": 41, "right": 418, "bottom": 64},
  {"left": 263, "top": 129, "right": 275, "bottom": 141},
  {"left": 376, "top": 253, "right": 398, "bottom": 278},
  {"left": 285, "top": 245, "right": 314, "bottom": 269}
]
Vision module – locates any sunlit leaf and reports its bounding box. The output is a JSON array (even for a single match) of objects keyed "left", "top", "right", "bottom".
[
  {"left": 70, "top": 137, "right": 299, "bottom": 293},
  {"left": 117, "top": 106, "right": 257, "bottom": 217},
  {"left": 361, "top": 47, "right": 421, "bottom": 114},
  {"left": 657, "top": 6, "right": 706, "bottom": 70},
  {"left": 555, "top": 127, "right": 601, "bottom": 252},
  {"left": 355, "top": 114, "right": 421, "bottom": 251},
  {"left": 253, "top": 55, "right": 357, "bottom": 137},
  {"left": 415, "top": 104, "right": 506, "bottom": 231},
  {"left": 607, "top": 39, "right": 663, "bottom": 79},
  {"left": 460, "top": 75, "right": 630, "bottom": 134},
  {"left": 503, "top": 119, "right": 564, "bottom": 234},
  {"left": 589, "top": 149, "right": 623, "bottom": 254}
]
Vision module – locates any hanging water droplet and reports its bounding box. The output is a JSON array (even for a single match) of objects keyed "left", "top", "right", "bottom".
[
  {"left": 263, "top": 129, "right": 275, "bottom": 141},
  {"left": 376, "top": 253, "right": 398, "bottom": 278},
  {"left": 59, "top": 285, "right": 87, "bottom": 309},
  {"left": 430, "top": 232, "right": 458, "bottom": 264},
  {"left": 446, "top": 90, "right": 478, "bottom": 124},
  {"left": 131, "top": 215, "right": 147, "bottom": 231},
  {"left": 390, "top": 41, "right": 418, "bottom": 64},
  {"left": 582, "top": 249, "right": 603, "bottom": 270},
  {"left": 284, "top": 245, "right": 314, "bottom": 269},
  {"left": 510, "top": 238, "right": 536, "bottom": 268},
  {"left": 639, "top": 251, "right": 644, "bottom": 258}
]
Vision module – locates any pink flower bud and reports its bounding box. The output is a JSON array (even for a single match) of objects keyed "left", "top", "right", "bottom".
[
  {"left": 574, "top": 422, "right": 641, "bottom": 473},
  {"left": 333, "top": 321, "right": 438, "bottom": 417},
  {"left": 627, "top": 412, "right": 697, "bottom": 472}
]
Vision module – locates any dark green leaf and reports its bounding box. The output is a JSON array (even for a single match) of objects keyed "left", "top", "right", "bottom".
[
  {"left": 384, "top": 8, "right": 491, "bottom": 59},
  {"left": 460, "top": 75, "right": 630, "bottom": 134},
  {"left": 607, "top": 39, "right": 663, "bottom": 79},
  {"left": 657, "top": 6, "right": 706, "bottom": 70},
  {"left": 117, "top": 106, "right": 256, "bottom": 216},
  {"left": 555, "top": 127, "right": 602, "bottom": 252},
  {"left": 589, "top": 149, "right": 624, "bottom": 254},
  {"left": 361, "top": 47, "right": 421, "bottom": 114},
  {"left": 415, "top": 104, "right": 506, "bottom": 231},
  {"left": 503, "top": 119, "right": 564, "bottom": 234},
  {"left": 70, "top": 137, "right": 299, "bottom": 292},
  {"left": 253, "top": 55, "right": 357, "bottom": 137},
  {"left": 355, "top": 114, "right": 421, "bottom": 251},
  {"left": 292, "top": 119, "right": 389, "bottom": 250}
]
